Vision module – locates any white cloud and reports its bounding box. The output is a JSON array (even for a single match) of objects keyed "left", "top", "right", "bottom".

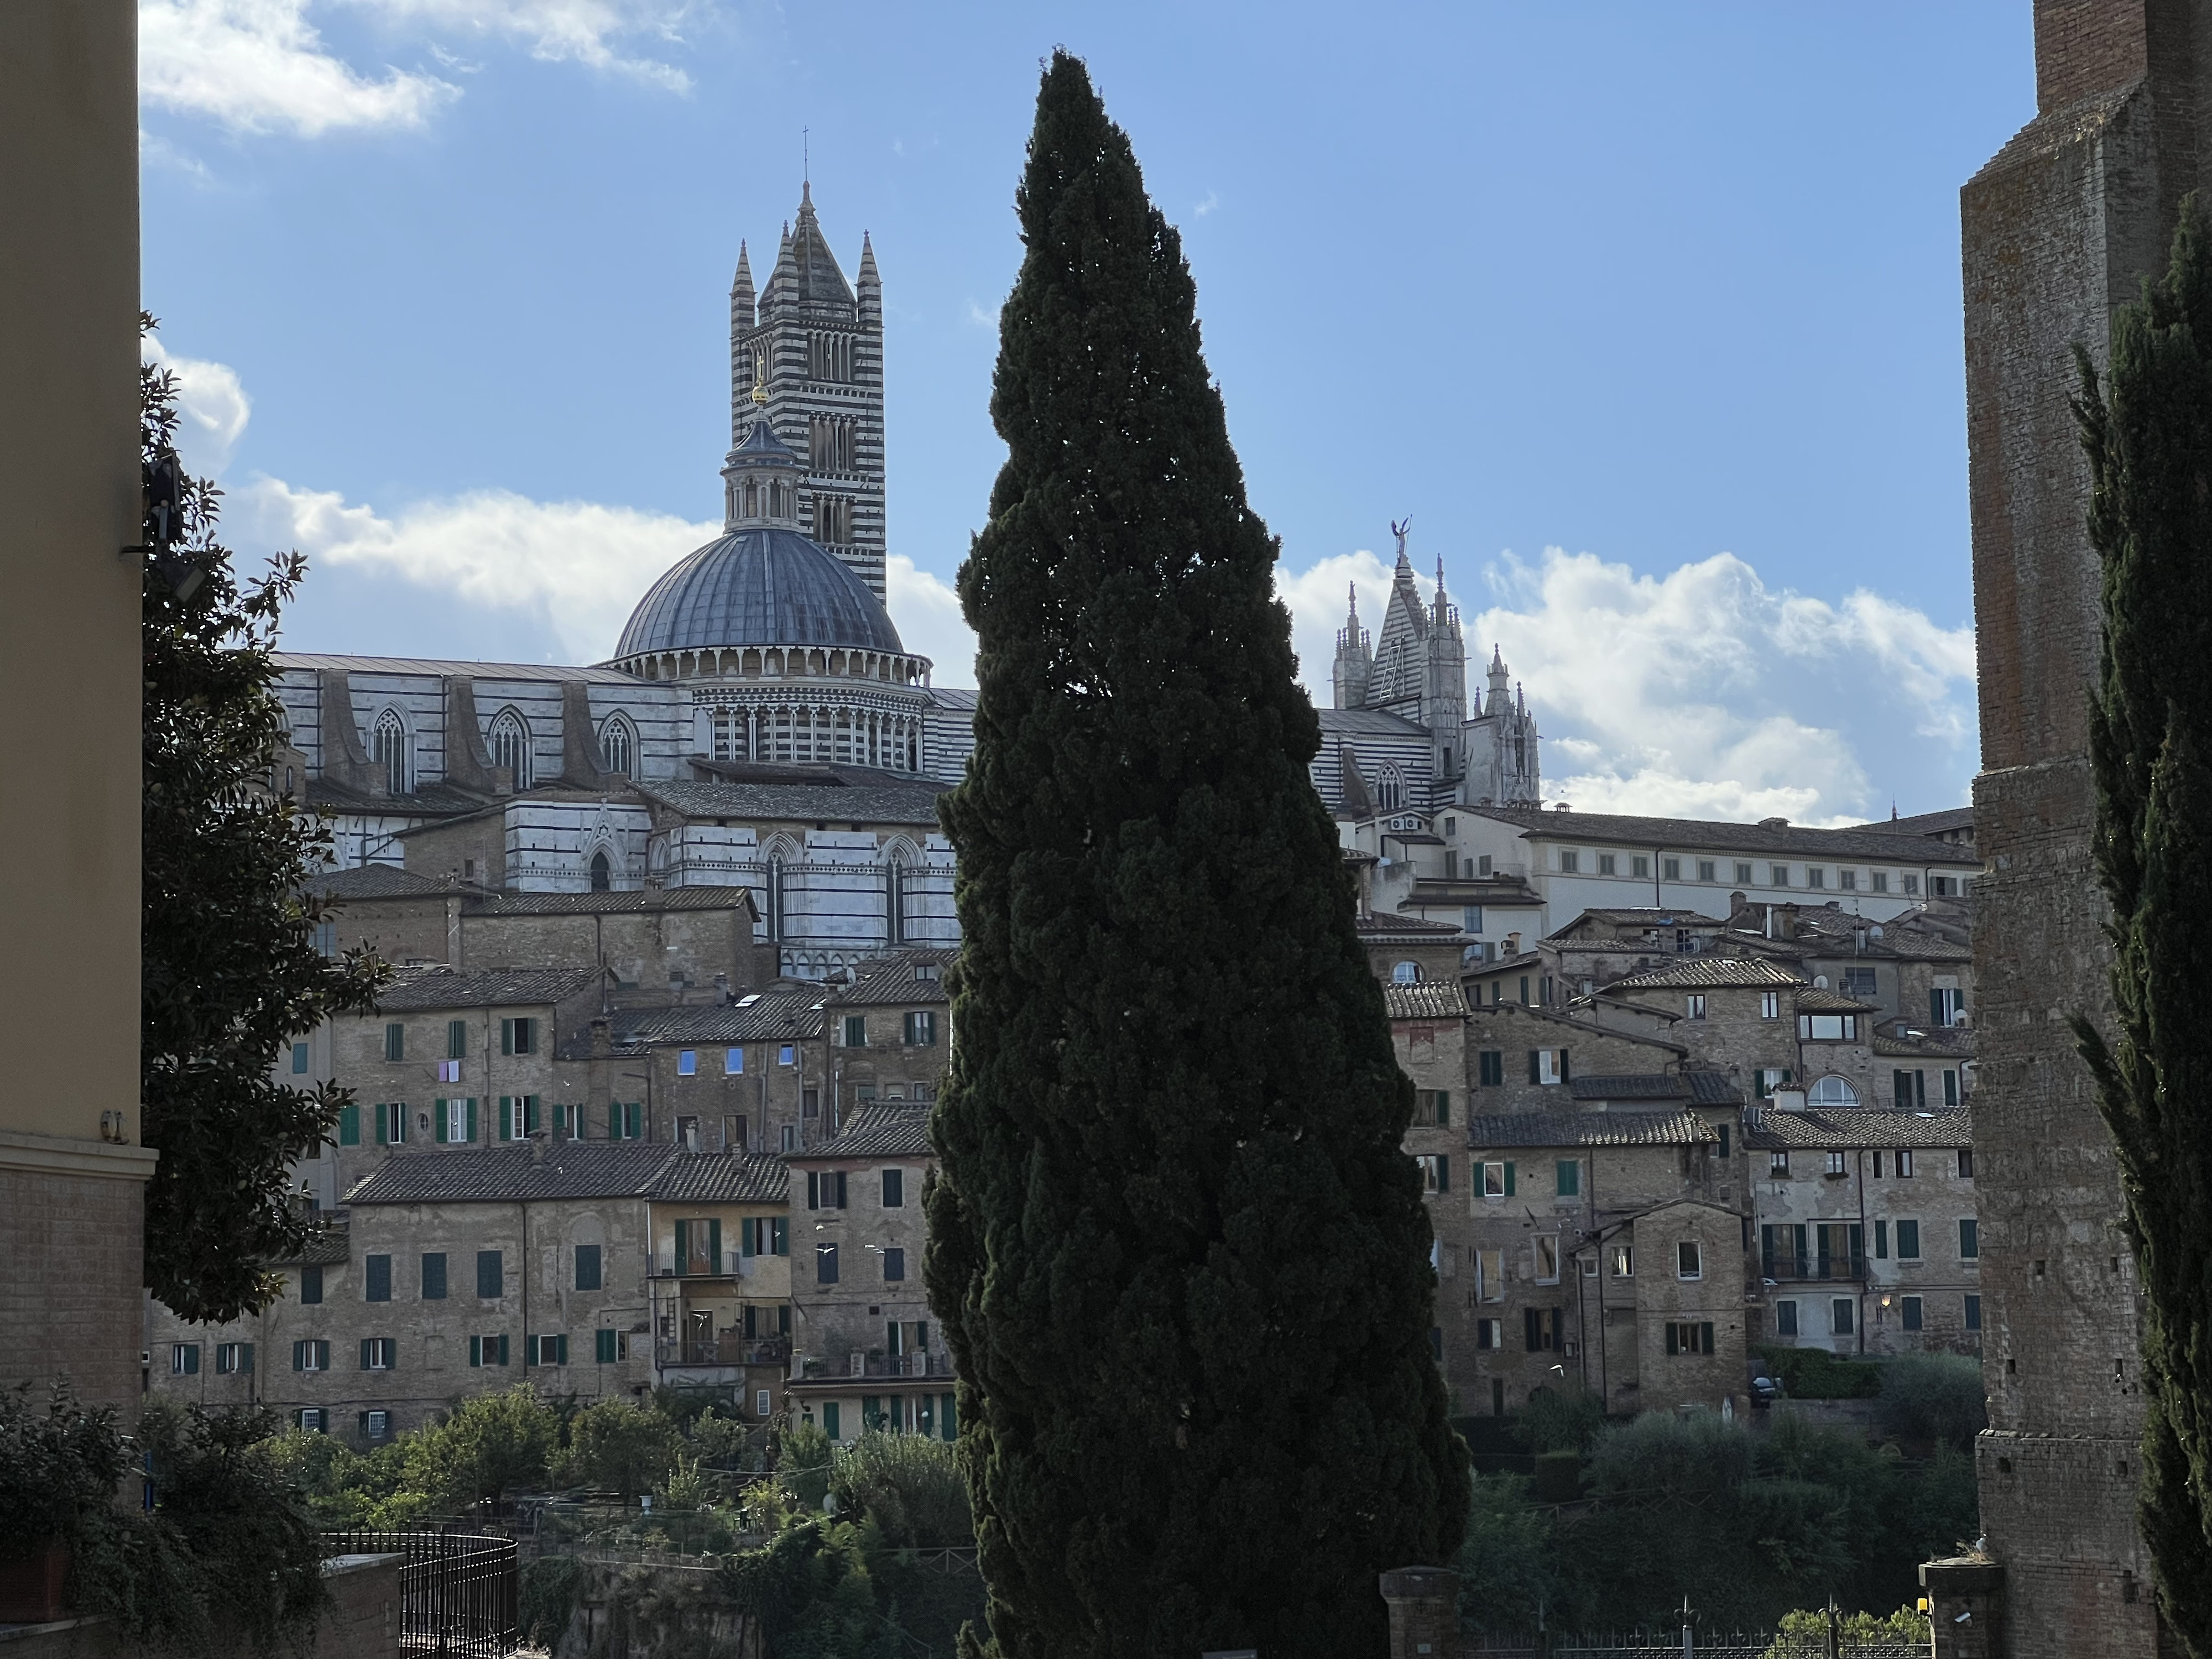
[
  {"left": 888, "top": 555, "right": 975, "bottom": 687},
  {"left": 1277, "top": 543, "right": 1975, "bottom": 826},
  {"left": 241, "top": 476, "right": 718, "bottom": 661},
  {"left": 140, "top": 0, "right": 458, "bottom": 134},
  {"left": 138, "top": 0, "right": 695, "bottom": 136},
  {"left": 1194, "top": 190, "right": 1219, "bottom": 217},
  {"left": 145, "top": 336, "right": 254, "bottom": 475}
]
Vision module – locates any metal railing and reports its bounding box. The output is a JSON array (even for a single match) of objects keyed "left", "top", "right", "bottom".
[
  {"left": 655, "top": 1334, "right": 792, "bottom": 1367},
  {"left": 1760, "top": 1254, "right": 1868, "bottom": 1283},
  {"left": 325, "top": 1529, "right": 517, "bottom": 1657}
]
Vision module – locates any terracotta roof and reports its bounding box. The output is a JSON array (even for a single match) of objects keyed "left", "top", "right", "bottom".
[
  {"left": 1469, "top": 805, "right": 1981, "bottom": 866},
  {"left": 375, "top": 965, "right": 602, "bottom": 1011},
  {"left": 603, "top": 990, "right": 828, "bottom": 1047},
  {"left": 345, "top": 1143, "right": 680, "bottom": 1204},
  {"left": 827, "top": 949, "right": 956, "bottom": 1008},
  {"left": 1355, "top": 911, "right": 1466, "bottom": 938},
  {"left": 1686, "top": 1071, "right": 1745, "bottom": 1106},
  {"left": 1871, "top": 1019, "right": 1977, "bottom": 1058},
  {"left": 648, "top": 1152, "right": 790, "bottom": 1204},
  {"left": 1464, "top": 1109, "right": 1718, "bottom": 1149},
  {"left": 796, "top": 1104, "right": 932, "bottom": 1161},
  {"left": 1384, "top": 981, "right": 1470, "bottom": 1020},
  {"left": 1567, "top": 1073, "right": 1689, "bottom": 1102},
  {"left": 1796, "top": 988, "right": 1877, "bottom": 1013},
  {"left": 1548, "top": 909, "right": 1728, "bottom": 936},
  {"left": 636, "top": 779, "right": 947, "bottom": 827},
  {"left": 1610, "top": 957, "right": 1808, "bottom": 991},
  {"left": 310, "top": 865, "right": 456, "bottom": 901},
  {"left": 1464, "top": 1000, "right": 1691, "bottom": 1056},
  {"left": 1741, "top": 1108, "right": 1972, "bottom": 1151}
]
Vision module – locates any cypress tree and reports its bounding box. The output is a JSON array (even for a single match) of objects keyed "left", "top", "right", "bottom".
[
  {"left": 2072, "top": 198, "right": 2212, "bottom": 1658},
  {"left": 924, "top": 53, "right": 1469, "bottom": 1659}
]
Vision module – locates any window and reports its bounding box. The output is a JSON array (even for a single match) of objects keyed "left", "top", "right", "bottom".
[
  {"left": 881, "top": 1168, "right": 905, "bottom": 1207},
  {"left": 1824, "top": 1150, "right": 1848, "bottom": 1176},
  {"left": 1524, "top": 1308, "right": 1561, "bottom": 1352},
  {"left": 1931, "top": 988, "right": 1966, "bottom": 1026},
  {"left": 419, "top": 1253, "right": 447, "bottom": 1299},
  {"left": 1944, "top": 1069, "right": 1961, "bottom": 1108},
  {"left": 1964, "top": 1293, "right": 1983, "bottom": 1331},
  {"left": 296, "top": 1408, "right": 326, "bottom": 1433},
  {"left": 1376, "top": 768, "right": 1404, "bottom": 812},
  {"left": 1896, "top": 1219, "right": 1921, "bottom": 1259},
  {"left": 293, "top": 1339, "right": 331, "bottom": 1372},
  {"left": 1799, "top": 1014, "right": 1859, "bottom": 1041},
  {"left": 1476, "top": 1249, "right": 1504, "bottom": 1302},
  {"left": 599, "top": 716, "right": 634, "bottom": 775},
  {"left": 364, "top": 1254, "right": 392, "bottom": 1302},
  {"left": 1756, "top": 1067, "right": 1793, "bottom": 1097},
  {"left": 489, "top": 709, "right": 532, "bottom": 789},
  {"left": 1559, "top": 851, "right": 1580, "bottom": 874},
  {"left": 1607, "top": 1243, "right": 1634, "bottom": 1278},
  {"left": 1477, "top": 1050, "right": 1504, "bottom": 1087},
  {"left": 1478, "top": 854, "right": 1493, "bottom": 877},
  {"left": 609, "top": 1101, "right": 643, "bottom": 1140},
  {"left": 290, "top": 1041, "right": 310, "bottom": 1075},
  {"left": 817, "top": 1243, "right": 840, "bottom": 1285},
  {"left": 1730, "top": 861, "right": 1751, "bottom": 884},
  {"left": 1529, "top": 1048, "right": 1568, "bottom": 1085},
  {"left": 1665, "top": 1322, "right": 1715, "bottom": 1357},
  {"left": 299, "top": 1265, "right": 324, "bottom": 1305},
  {"left": 530, "top": 1334, "right": 568, "bottom": 1366},
  {"left": 1481, "top": 1161, "right": 1514, "bottom": 1199},
  {"left": 1760, "top": 992, "right": 1781, "bottom": 1020},
  {"left": 779, "top": 1044, "right": 796, "bottom": 1066},
  {"left": 1631, "top": 856, "right": 1650, "bottom": 878},
  {"left": 1535, "top": 1237, "right": 1559, "bottom": 1283},
  {"left": 1676, "top": 1240, "right": 1703, "bottom": 1280},
  {"left": 822, "top": 1402, "right": 842, "bottom": 1441},
  {"left": 806, "top": 1170, "right": 849, "bottom": 1209},
  {"left": 842, "top": 1015, "right": 868, "bottom": 1047},
  {"left": 1597, "top": 853, "right": 1617, "bottom": 876},
  {"left": 1872, "top": 870, "right": 1891, "bottom": 894},
  {"left": 1413, "top": 1090, "right": 1451, "bottom": 1126},
  {"left": 1718, "top": 1124, "right": 1731, "bottom": 1159},
  {"left": 1697, "top": 859, "right": 1717, "bottom": 882},
  {"left": 477, "top": 1250, "right": 503, "bottom": 1300},
  {"left": 1901, "top": 1295, "right": 1924, "bottom": 1332},
  {"left": 780, "top": 1124, "right": 798, "bottom": 1152},
  {"left": 1897, "top": 1149, "right": 1915, "bottom": 1178},
  {"left": 1463, "top": 905, "right": 1483, "bottom": 933},
  {"left": 215, "top": 1342, "right": 253, "bottom": 1374},
  {"left": 447, "top": 1020, "right": 468, "bottom": 1060},
  {"left": 575, "top": 1244, "right": 602, "bottom": 1291},
  {"left": 362, "top": 1410, "right": 391, "bottom": 1441},
  {"left": 1958, "top": 1148, "right": 1975, "bottom": 1179},
  {"left": 1770, "top": 1150, "right": 1790, "bottom": 1177},
  {"left": 1807, "top": 867, "right": 1826, "bottom": 889},
  {"left": 171, "top": 1343, "right": 200, "bottom": 1376},
  {"left": 1841, "top": 967, "right": 1877, "bottom": 1000},
  {"left": 1663, "top": 857, "right": 1681, "bottom": 880},
  {"left": 590, "top": 851, "right": 611, "bottom": 891},
  {"left": 883, "top": 1247, "right": 906, "bottom": 1282},
  {"left": 596, "top": 1328, "right": 619, "bottom": 1364},
  {"left": 1556, "top": 1159, "right": 1580, "bottom": 1197},
  {"left": 359, "top": 1338, "right": 396, "bottom": 1371},
  {"left": 1959, "top": 1219, "right": 1979, "bottom": 1259},
  {"left": 672, "top": 1049, "right": 697, "bottom": 1079},
  {"left": 1686, "top": 994, "right": 1707, "bottom": 1020},
  {"left": 384, "top": 1023, "right": 405, "bottom": 1062},
  {"left": 1832, "top": 1298, "right": 1855, "bottom": 1335},
  {"left": 1775, "top": 1300, "right": 1799, "bottom": 1336},
  {"left": 1875, "top": 1219, "right": 1889, "bottom": 1259},
  {"left": 1769, "top": 864, "right": 1791, "bottom": 886},
  {"left": 1475, "top": 1318, "right": 1504, "bottom": 1350},
  {"left": 372, "top": 709, "right": 410, "bottom": 794},
  {"left": 904, "top": 1010, "right": 938, "bottom": 1046},
  {"left": 1902, "top": 873, "right": 1921, "bottom": 895},
  {"left": 725, "top": 1047, "right": 745, "bottom": 1074},
  {"left": 498, "top": 1018, "right": 535, "bottom": 1056},
  {"left": 1416, "top": 1153, "right": 1449, "bottom": 1193},
  {"left": 468, "top": 1335, "right": 510, "bottom": 1368},
  {"left": 1894, "top": 1070, "right": 1926, "bottom": 1110},
  {"left": 435, "top": 1098, "right": 474, "bottom": 1144}
]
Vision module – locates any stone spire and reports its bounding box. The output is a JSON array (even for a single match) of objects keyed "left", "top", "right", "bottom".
[
  {"left": 731, "top": 241, "right": 755, "bottom": 327},
  {"left": 857, "top": 231, "right": 881, "bottom": 327},
  {"left": 1332, "top": 581, "right": 1373, "bottom": 711},
  {"left": 1486, "top": 643, "right": 1510, "bottom": 715}
]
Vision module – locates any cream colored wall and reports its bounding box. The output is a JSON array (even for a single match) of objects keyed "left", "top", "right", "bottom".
[{"left": 0, "top": 0, "right": 142, "bottom": 1143}]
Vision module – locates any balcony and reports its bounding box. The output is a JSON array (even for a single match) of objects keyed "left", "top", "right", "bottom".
[
  {"left": 657, "top": 1334, "right": 791, "bottom": 1368},
  {"left": 792, "top": 1349, "right": 952, "bottom": 1382},
  {"left": 1761, "top": 1254, "right": 1868, "bottom": 1284}
]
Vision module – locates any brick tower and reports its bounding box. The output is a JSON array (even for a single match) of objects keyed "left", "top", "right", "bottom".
[
  {"left": 1953, "top": 3, "right": 2212, "bottom": 1652},
  {"left": 727, "top": 184, "right": 887, "bottom": 597}
]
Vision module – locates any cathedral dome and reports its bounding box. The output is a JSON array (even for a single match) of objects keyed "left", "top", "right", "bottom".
[{"left": 614, "top": 525, "right": 905, "bottom": 658}]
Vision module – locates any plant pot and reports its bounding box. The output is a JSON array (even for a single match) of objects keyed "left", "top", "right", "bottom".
[{"left": 0, "top": 1540, "right": 69, "bottom": 1623}]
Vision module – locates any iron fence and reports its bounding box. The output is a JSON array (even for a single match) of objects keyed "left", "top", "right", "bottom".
[
  {"left": 1467, "top": 1639, "right": 1924, "bottom": 1659},
  {"left": 325, "top": 1529, "right": 518, "bottom": 1657}
]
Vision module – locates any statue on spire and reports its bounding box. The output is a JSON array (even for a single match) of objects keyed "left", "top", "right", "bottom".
[{"left": 1390, "top": 517, "right": 1411, "bottom": 562}]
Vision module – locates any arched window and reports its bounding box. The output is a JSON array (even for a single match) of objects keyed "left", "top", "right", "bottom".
[
  {"left": 1808, "top": 1075, "right": 1859, "bottom": 1108},
  {"left": 1391, "top": 961, "right": 1422, "bottom": 984},
  {"left": 372, "top": 709, "right": 410, "bottom": 794},
  {"left": 599, "top": 716, "right": 634, "bottom": 776},
  {"left": 589, "top": 850, "right": 612, "bottom": 892},
  {"left": 1376, "top": 765, "right": 1404, "bottom": 813},
  {"left": 489, "top": 709, "right": 531, "bottom": 789}
]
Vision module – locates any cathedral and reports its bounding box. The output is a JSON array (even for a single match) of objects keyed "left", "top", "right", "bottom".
[
  {"left": 1313, "top": 523, "right": 1541, "bottom": 819},
  {"left": 279, "top": 186, "right": 1541, "bottom": 978}
]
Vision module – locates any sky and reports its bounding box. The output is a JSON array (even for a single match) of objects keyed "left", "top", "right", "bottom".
[{"left": 140, "top": 0, "right": 2035, "bottom": 826}]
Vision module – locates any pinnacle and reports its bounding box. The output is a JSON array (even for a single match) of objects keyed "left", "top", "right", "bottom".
[{"left": 732, "top": 241, "right": 753, "bottom": 291}]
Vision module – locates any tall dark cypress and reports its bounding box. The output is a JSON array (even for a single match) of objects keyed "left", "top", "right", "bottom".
[
  {"left": 2072, "top": 198, "right": 2212, "bottom": 1659},
  {"left": 924, "top": 53, "right": 1468, "bottom": 1659}
]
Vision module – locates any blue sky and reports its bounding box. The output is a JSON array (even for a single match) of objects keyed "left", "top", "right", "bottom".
[{"left": 141, "top": 0, "right": 2033, "bottom": 823}]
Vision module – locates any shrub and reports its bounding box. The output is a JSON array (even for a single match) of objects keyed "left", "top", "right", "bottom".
[
  {"left": 408, "top": 1386, "right": 559, "bottom": 1507},
  {"left": 1763, "top": 1603, "right": 1931, "bottom": 1655},
  {"left": 1754, "top": 1344, "right": 1882, "bottom": 1399},
  {"left": 518, "top": 1554, "right": 583, "bottom": 1651},
  {"left": 1876, "top": 1354, "right": 1987, "bottom": 1451},
  {"left": 776, "top": 1422, "right": 834, "bottom": 1511},
  {"left": 0, "top": 1382, "right": 133, "bottom": 1562},
  {"left": 1516, "top": 1387, "right": 1607, "bottom": 1453},
  {"left": 829, "top": 1432, "right": 973, "bottom": 1548},
  {"left": 563, "top": 1399, "right": 682, "bottom": 1502}
]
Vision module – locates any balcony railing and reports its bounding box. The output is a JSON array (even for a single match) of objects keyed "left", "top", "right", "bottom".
[
  {"left": 1761, "top": 1254, "right": 1869, "bottom": 1283},
  {"left": 656, "top": 1334, "right": 792, "bottom": 1368},
  {"left": 323, "top": 1530, "right": 517, "bottom": 1658},
  {"left": 794, "top": 1349, "right": 952, "bottom": 1381}
]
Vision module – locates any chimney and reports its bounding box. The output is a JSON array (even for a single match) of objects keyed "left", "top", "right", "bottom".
[
  {"left": 589, "top": 1018, "right": 612, "bottom": 1059},
  {"left": 1504, "top": 931, "right": 1521, "bottom": 957},
  {"left": 528, "top": 1130, "right": 550, "bottom": 1165}
]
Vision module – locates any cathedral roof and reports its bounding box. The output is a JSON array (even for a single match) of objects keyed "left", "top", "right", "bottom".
[
  {"left": 615, "top": 526, "right": 905, "bottom": 658},
  {"left": 767, "top": 184, "right": 854, "bottom": 309}
]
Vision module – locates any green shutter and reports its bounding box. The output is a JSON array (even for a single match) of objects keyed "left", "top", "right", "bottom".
[
  {"left": 525, "top": 1095, "right": 541, "bottom": 1134},
  {"left": 627, "top": 1102, "right": 642, "bottom": 1139},
  {"left": 675, "top": 1220, "right": 690, "bottom": 1275},
  {"left": 773, "top": 1218, "right": 788, "bottom": 1255},
  {"left": 1700, "top": 1322, "right": 1714, "bottom": 1355},
  {"left": 501, "top": 1019, "right": 514, "bottom": 1056},
  {"left": 497, "top": 1335, "right": 509, "bottom": 1366},
  {"left": 466, "top": 1099, "right": 478, "bottom": 1142},
  {"left": 1556, "top": 1159, "right": 1579, "bottom": 1197},
  {"left": 1559, "top": 1048, "right": 1571, "bottom": 1083},
  {"left": 1437, "top": 1154, "right": 1450, "bottom": 1192},
  {"left": 1527, "top": 1050, "right": 1540, "bottom": 1084},
  {"left": 469, "top": 1336, "right": 481, "bottom": 1368},
  {"left": 823, "top": 1402, "right": 840, "bottom": 1440},
  {"left": 434, "top": 1098, "right": 447, "bottom": 1143},
  {"left": 338, "top": 1104, "right": 361, "bottom": 1146},
  {"left": 498, "top": 1097, "right": 514, "bottom": 1141},
  {"left": 241, "top": 1343, "right": 254, "bottom": 1374},
  {"left": 1665, "top": 1323, "right": 1679, "bottom": 1355},
  {"left": 740, "top": 1219, "right": 757, "bottom": 1258},
  {"left": 360, "top": 1338, "right": 373, "bottom": 1370},
  {"left": 597, "top": 1328, "right": 616, "bottom": 1364},
  {"left": 941, "top": 1392, "right": 957, "bottom": 1441},
  {"left": 1504, "top": 1161, "right": 1516, "bottom": 1197},
  {"left": 708, "top": 1220, "right": 723, "bottom": 1274},
  {"left": 374, "top": 1103, "right": 388, "bottom": 1145},
  {"left": 1436, "top": 1090, "right": 1449, "bottom": 1126}
]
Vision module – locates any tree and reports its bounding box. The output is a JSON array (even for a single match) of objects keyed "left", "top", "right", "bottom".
[
  {"left": 2071, "top": 196, "right": 2212, "bottom": 1659},
  {"left": 562, "top": 1398, "right": 681, "bottom": 1501},
  {"left": 407, "top": 1386, "right": 558, "bottom": 1508},
  {"left": 923, "top": 52, "right": 1468, "bottom": 1659},
  {"left": 139, "top": 316, "right": 385, "bottom": 1322}
]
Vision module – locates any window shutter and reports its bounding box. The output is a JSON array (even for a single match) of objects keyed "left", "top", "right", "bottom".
[
  {"left": 1793, "top": 1223, "right": 1808, "bottom": 1265},
  {"left": 773, "top": 1218, "right": 788, "bottom": 1255},
  {"left": 497, "top": 1335, "right": 509, "bottom": 1366},
  {"left": 498, "top": 1097, "right": 513, "bottom": 1141},
  {"left": 466, "top": 1099, "right": 478, "bottom": 1141},
  {"left": 625, "top": 1102, "right": 641, "bottom": 1139},
  {"left": 338, "top": 1104, "right": 361, "bottom": 1146},
  {"left": 708, "top": 1220, "right": 723, "bottom": 1272},
  {"left": 1437, "top": 1154, "right": 1450, "bottom": 1192},
  {"left": 1437, "top": 1090, "right": 1449, "bottom": 1126},
  {"left": 1559, "top": 1048, "right": 1571, "bottom": 1083},
  {"left": 500, "top": 1019, "right": 514, "bottom": 1055},
  {"left": 375, "top": 1103, "right": 388, "bottom": 1145},
  {"left": 675, "top": 1220, "right": 690, "bottom": 1274},
  {"left": 1524, "top": 1307, "right": 1541, "bottom": 1352},
  {"left": 556, "top": 1334, "right": 568, "bottom": 1364},
  {"left": 836, "top": 1171, "right": 849, "bottom": 1207},
  {"left": 807, "top": 1171, "right": 819, "bottom": 1210},
  {"left": 359, "top": 1339, "right": 372, "bottom": 1370},
  {"left": 1665, "top": 1323, "right": 1679, "bottom": 1356},
  {"left": 240, "top": 1343, "right": 254, "bottom": 1374},
  {"left": 1527, "top": 1050, "right": 1540, "bottom": 1084},
  {"left": 1699, "top": 1322, "right": 1714, "bottom": 1354},
  {"left": 469, "top": 1336, "right": 482, "bottom": 1368},
  {"left": 1875, "top": 1220, "right": 1888, "bottom": 1259},
  {"left": 1504, "top": 1162, "right": 1516, "bottom": 1196},
  {"left": 435, "top": 1099, "right": 450, "bottom": 1143},
  {"left": 1849, "top": 1223, "right": 1864, "bottom": 1264}
]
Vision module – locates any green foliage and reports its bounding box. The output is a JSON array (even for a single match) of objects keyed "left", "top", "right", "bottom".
[
  {"left": 690, "top": 1406, "right": 756, "bottom": 1467},
  {"left": 518, "top": 1554, "right": 584, "bottom": 1651},
  {"left": 1875, "top": 1354, "right": 1987, "bottom": 1451},
  {"left": 563, "top": 1397, "right": 682, "bottom": 1501},
  {"left": 1762, "top": 1604, "right": 1932, "bottom": 1655},
  {"left": 830, "top": 1432, "right": 974, "bottom": 1549},
  {"left": 139, "top": 316, "right": 387, "bottom": 1322},
  {"left": 1516, "top": 1387, "right": 1607, "bottom": 1453},
  {"left": 719, "top": 1519, "right": 885, "bottom": 1658},
  {"left": 778, "top": 1422, "right": 834, "bottom": 1511},
  {"left": 0, "top": 1383, "right": 135, "bottom": 1562},
  {"left": 2070, "top": 193, "right": 2212, "bottom": 1659},
  {"left": 924, "top": 49, "right": 1467, "bottom": 1659},
  {"left": 1752, "top": 1344, "right": 1882, "bottom": 1400},
  {"left": 411, "top": 1386, "right": 559, "bottom": 1507},
  {"left": 1455, "top": 1412, "right": 1979, "bottom": 1636},
  {"left": 661, "top": 1455, "right": 713, "bottom": 1512}
]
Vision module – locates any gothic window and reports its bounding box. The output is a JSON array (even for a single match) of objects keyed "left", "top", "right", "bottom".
[
  {"left": 589, "top": 850, "right": 611, "bottom": 892},
  {"left": 489, "top": 709, "right": 531, "bottom": 789},
  {"left": 598, "top": 715, "right": 634, "bottom": 776},
  {"left": 372, "top": 709, "right": 410, "bottom": 794},
  {"left": 1376, "top": 765, "right": 1404, "bottom": 813}
]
